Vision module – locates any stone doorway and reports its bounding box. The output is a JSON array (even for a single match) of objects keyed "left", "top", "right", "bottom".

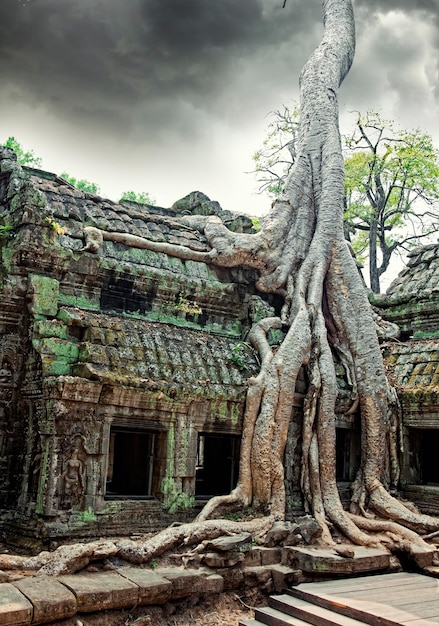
[
  {"left": 195, "top": 433, "right": 240, "bottom": 498},
  {"left": 106, "top": 428, "right": 156, "bottom": 498}
]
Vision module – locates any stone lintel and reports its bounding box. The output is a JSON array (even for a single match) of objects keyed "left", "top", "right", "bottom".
[{"left": 13, "top": 576, "right": 76, "bottom": 624}]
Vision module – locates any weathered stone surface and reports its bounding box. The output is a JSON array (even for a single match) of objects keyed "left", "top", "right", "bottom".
[
  {"left": 259, "top": 547, "right": 282, "bottom": 566},
  {"left": 241, "top": 566, "right": 273, "bottom": 593},
  {"left": 155, "top": 567, "right": 223, "bottom": 599},
  {"left": 13, "top": 576, "right": 76, "bottom": 624},
  {"left": 264, "top": 522, "right": 302, "bottom": 547},
  {"left": 118, "top": 567, "right": 172, "bottom": 605},
  {"left": 270, "top": 564, "right": 303, "bottom": 593},
  {"left": 283, "top": 545, "right": 390, "bottom": 574},
  {"left": 295, "top": 516, "right": 323, "bottom": 545},
  {"left": 203, "top": 552, "right": 244, "bottom": 568},
  {"left": 59, "top": 571, "right": 138, "bottom": 611},
  {"left": 207, "top": 532, "right": 252, "bottom": 552},
  {"left": 0, "top": 583, "right": 32, "bottom": 625}
]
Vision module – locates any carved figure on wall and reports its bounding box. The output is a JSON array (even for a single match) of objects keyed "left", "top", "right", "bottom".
[
  {"left": 61, "top": 449, "right": 84, "bottom": 509},
  {"left": 0, "top": 358, "right": 12, "bottom": 384}
]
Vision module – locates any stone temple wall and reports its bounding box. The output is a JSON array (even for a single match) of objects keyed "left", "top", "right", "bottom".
[
  {"left": 1, "top": 144, "right": 438, "bottom": 548},
  {"left": 0, "top": 148, "right": 279, "bottom": 548}
]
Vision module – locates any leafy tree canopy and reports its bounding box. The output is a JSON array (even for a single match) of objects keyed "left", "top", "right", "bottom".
[
  {"left": 252, "top": 106, "right": 439, "bottom": 292},
  {"left": 119, "top": 190, "right": 156, "bottom": 206},
  {"left": 60, "top": 172, "right": 101, "bottom": 195},
  {"left": 3, "top": 136, "right": 42, "bottom": 167}
]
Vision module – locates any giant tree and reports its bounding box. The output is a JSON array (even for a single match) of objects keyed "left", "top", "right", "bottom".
[
  {"left": 9, "top": 0, "right": 439, "bottom": 577},
  {"left": 86, "top": 0, "right": 439, "bottom": 547}
]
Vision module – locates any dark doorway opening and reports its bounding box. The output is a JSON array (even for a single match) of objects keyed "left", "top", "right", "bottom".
[
  {"left": 106, "top": 428, "right": 156, "bottom": 498},
  {"left": 420, "top": 429, "right": 439, "bottom": 485},
  {"left": 336, "top": 427, "right": 360, "bottom": 482},
  {"left": 195, "top": 433, "right": 240, "bottom": 498}
]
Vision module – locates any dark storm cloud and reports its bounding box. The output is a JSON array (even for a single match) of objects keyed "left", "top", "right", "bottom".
[
  {"left": 1, "top": 0, "right": 438, "bottom": 152},
  {"left": 0, "top": 0, "right": 318, "bottom": 140}
]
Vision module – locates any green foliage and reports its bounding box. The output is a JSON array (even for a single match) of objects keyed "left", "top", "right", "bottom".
[
  {"left": 173, "top": 295, "right": 203, "bottom": 316},
  {"left": 3, "top": 136, "right": 42, "bottom": 167},
  {"left": 45, "top": 216, "right": 66, "bottom": 235},
  {"left": 60, "top": 172, "right": 101, "bottom": 195},
  {"left": 343, "top": 110, "right": 439, "bottom": 291},
  {"left": 251, "top": 216, "right": 261, "bottom": 232},
  {"left": 119, "top": 190, "right": 156, "bottom": 205},
  {"left": 77, "top": 507, "right": 97, "bottom": 523},
  {"left": 149, "top": 559, "right": 158, "bottom": 569},
  {"left": 252, "top": 106, "right": 439, "bottom": 292},
  {"left": 0, "top": 224, "right": 14, "bottom": 239},
  {"left": 229, "top": 342, "right": 252, "bottom": 370}
]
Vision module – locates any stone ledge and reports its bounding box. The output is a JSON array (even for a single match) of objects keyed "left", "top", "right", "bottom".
[
  {"left": 58, "top": 571, "right": 139, "bottom": 612},
  {"left": 0, "top": 583, "right": 33, "bottom": 626},
  {"left": 283, "top": 545, "right": 391, "bottom": 575},
  {"left": 13, "top": 576, "right": 76, "bottom": 625}
]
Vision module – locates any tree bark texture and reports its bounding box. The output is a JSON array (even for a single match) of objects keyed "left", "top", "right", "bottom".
[
  {"left": 191, "top": 0, "right": 439, "bottom": 546},
  {"left": 80, "top": 0, "right": 439, "bottom": 555}
]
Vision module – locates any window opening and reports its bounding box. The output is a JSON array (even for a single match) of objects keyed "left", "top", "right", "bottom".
[
  {"left": 106, "top": 428, "right": 156, "bottom": 498},
  {"left": 195, "top": 433, "right": 240, "bottom": 498},
  {"left": 420, "top": 430, "right": 439, "bottom": 485}
]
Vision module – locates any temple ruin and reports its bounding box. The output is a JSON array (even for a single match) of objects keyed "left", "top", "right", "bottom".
[{"left": 0, "top": 146, "right": 438, "bottom": 551}]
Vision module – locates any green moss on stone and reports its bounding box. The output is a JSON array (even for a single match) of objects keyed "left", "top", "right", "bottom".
[
  {"left": 41, "top": 358, "right": 73, "bottom": 376},
  {"left": 34, "top": 320, "right": 68, "bottom": 339},
  {"left": 58, "top": 294, "right": 100, "bottom": 310},
  {"left": 29, "top": 274, "right": 59, "bottom": 317},
  {"left": 35, "top": 338, "right": 79, "bottom": 360}
]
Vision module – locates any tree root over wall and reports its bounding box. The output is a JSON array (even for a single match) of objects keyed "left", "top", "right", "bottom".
[{"left": 29, "top": 0, "right": 439, "bottom": 574}]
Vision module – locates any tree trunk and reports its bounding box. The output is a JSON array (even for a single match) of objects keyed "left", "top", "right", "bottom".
[
  {"left": 58, "top": 0, "right": 439, "bottom": 569},
  {"left": 192, "top": 0, "right": 439, "bottom": 547}
]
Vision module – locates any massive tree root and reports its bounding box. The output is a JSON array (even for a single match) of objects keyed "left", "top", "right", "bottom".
[
  {"left": 64, "top": 0, "right": 439, "bottom": 570},
  {"left": 85, "top": 0, "right": 439, "bottom": 550},
  {"left": 186, "top": 0, "right": 439, "bottom": 549}
]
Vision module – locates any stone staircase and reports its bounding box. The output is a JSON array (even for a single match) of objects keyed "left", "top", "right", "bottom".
[
  {"left": 240, "top": 572, "right": 439, "bottom": 626},
  {"left": 240, "top": 593, "right": 373, "bottom": 626}
]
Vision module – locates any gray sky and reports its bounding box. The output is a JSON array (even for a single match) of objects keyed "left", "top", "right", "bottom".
[{"left": 1, "top": 0, "right": 438, "bottom": 219}]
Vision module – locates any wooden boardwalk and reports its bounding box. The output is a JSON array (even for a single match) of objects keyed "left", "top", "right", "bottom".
[{"left": 241, "top": 572, "right": 439, "bottom": 626}]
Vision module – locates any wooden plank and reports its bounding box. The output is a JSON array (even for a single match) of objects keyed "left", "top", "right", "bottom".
[
  {"left": 294, "top": 573, "right": 427, "bottom": 595},
  {"left": 393, "top": 599, "right": 439, "bottom": 619},
  {"left": 290, "top": 587, "right": 435, "bottom": 626},
  {"left": 330, "top": 583, "right": 439, "bottom": 604},
  {"left": 270, "top": 594, "right": 375, "bottom": 626}
]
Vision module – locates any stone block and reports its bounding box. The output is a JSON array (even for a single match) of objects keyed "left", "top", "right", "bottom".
[
  {"left": 207, "top": 532, "right": 252, "bottom": 552},
  {"left": 270, "top": 564, "right": 301, "bottom": 593},
  {"left": 259, "top": 547, "right": 282, "bottom": 566},
  {"left": 204, "top": 552, "right": 244, "bottom": 568},
  {"left": 0, "top": 583, "right": 32, "bottom": 626},
  {"left": 155, "top": 567, "right": 222, "bottom": 599},
  {"left": 14, "top": 576, "right": 76, "bottom": 624},
  {"left": 242, "top": 566, "right": 273, "bottom": 593},
  {"left": 216, "top": 566, "right": 245, "bottom": 590},
  {"left": 283, "top": 545, "right": 390, "bottom": 574},
  {"left": 59, "top": 571, "right": 138, "bottom": 612},
  {"left": 29, "top": 274, "right": 59, "bottom": 317},
  {"left": 118, "top": 568, "right": 172, "bottom": 605},
  {"left": 243, "top": 548, "right": 261, "bottom": 567}
]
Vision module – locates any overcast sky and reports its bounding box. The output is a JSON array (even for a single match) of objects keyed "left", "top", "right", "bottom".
[{"left": 1, "top": 0, "right": 438, "bottom": 222}]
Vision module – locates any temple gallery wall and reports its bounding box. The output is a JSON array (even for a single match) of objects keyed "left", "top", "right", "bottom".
[{"left": 0, "top": 147, "right": 438, "bottom": 550}]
